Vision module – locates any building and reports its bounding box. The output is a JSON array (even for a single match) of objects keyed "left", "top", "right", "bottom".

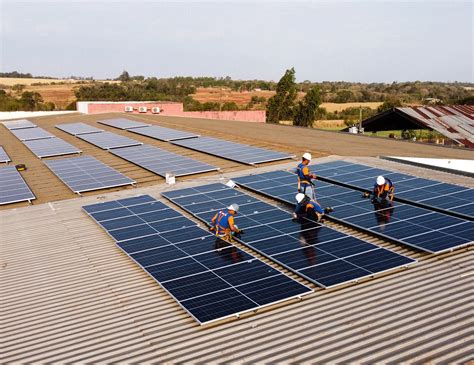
[{"left": 358, "top": 105, "right": 474, "bottom": 148}]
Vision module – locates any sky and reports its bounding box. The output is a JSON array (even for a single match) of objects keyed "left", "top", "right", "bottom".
[{"left": 0, "top": 0, "right": 472, "bottom": 82}]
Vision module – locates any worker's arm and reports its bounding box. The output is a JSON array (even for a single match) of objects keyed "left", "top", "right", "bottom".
[
  {"left": 302, "top": 166, "right": 317, "bottom": 181},
  {"left": 228, "top": 216, "right": 240, "bottom": 232}
]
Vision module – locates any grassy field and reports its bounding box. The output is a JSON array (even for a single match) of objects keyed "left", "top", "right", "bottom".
[{"left": 0, "top": 77, "right": 85, "bottom": 86}]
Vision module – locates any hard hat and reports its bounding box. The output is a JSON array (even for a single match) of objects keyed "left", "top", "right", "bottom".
[
  {"left": 376, "top": 176, "right": 385, "bottom": 185},
  {"left": 302, "top": 153, "right": 312, "bottom": 161},
  {"left": 295, "top": 193, "right": 306, "bottom": 204},
  {"left": 227, "top": 203, "right": 239, "bottom": 212}
]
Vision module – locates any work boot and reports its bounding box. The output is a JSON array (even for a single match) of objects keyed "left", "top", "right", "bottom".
[{"left": 324, "top": 207, "right": 334, "bottom": 214}]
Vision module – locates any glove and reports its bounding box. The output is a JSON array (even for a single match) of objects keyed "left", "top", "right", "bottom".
[
  {"left": 362, "top": 191, "right": 371, "bottom": 198},
  {"left": 239, "top": 229, "right": 245, "bottom": 235},
  {"left": 324, "top": 207, "right": 334, "bottom": 214}
]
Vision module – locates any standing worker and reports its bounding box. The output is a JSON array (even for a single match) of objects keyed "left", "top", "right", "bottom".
[
  {"left": 297, "top": 153, "right": 317, "bottom": 199},
  {"left": 293, "top": 193, "right": 333, "bottom": 222},
  {"left": 210, "top": 204, "right": 243, "bottom": 242}
]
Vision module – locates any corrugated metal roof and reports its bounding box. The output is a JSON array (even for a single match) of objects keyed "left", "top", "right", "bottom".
[
  {"left": 2, "top": 157, "right": 473, "bottom": 363},
  {"left": 397, "top": 105, "right": 474, "bottom": 148}
]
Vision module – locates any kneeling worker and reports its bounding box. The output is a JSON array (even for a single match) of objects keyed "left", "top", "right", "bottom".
[
  {"left": 210, "top": 204, "right": 243, "bottom": 242},
  {"left": 370, "top": 175, "right": 395, "bottom": 203},
  {"left": 293, "top": 193, "right": 333, "bottom": 222}
]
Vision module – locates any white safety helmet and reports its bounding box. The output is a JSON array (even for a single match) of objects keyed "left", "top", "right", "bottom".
[
  {"left": 376, "top": 176, "right": 386, "bottom": 186},
  {"left": 302, "top": 152, "right": 312, "bottom": 161},
  {"left": 295, "top": 193, "right": 306, "bottom": 204},
  {"left": 227, "top": 204, "right": 239, "bottom": 212}
]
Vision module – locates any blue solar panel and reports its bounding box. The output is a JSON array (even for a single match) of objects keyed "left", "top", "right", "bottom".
[
  {"left": 109, "top": 144, "right": 219, "bottom": 177},
  {"left": 0, "top": 166, "right": 36, "bottom": 205},
  {"left": 0, "top": 146, "right": 11, "bottom": 163},
  {"left": 44, "top": 156, "right": 135, "bottom": 193},
  {"left": 56, "top": 122, "right": 104, "bottom": 136},
  {"left": 233, "top": 170, "right": 473, "bottom": 254},
  {"left": 128, "top": 125, "right": 199, "bottom": 141},
  {"left": 2, "top": 119, "right": 36, "bottom": 130},
  {"left": 314, "top": 161, "right": 474, "bottom": 220},
  {"left": 98, "top": 118, "right": 150, "bottom": 130},
  {"left": 10, "top": 127, "right": 55, "bottom": 141},
  {"left": 83, "top": 195, "right": 311, "bottom": 325},
  {"left": 171, "top": 136, "right": 293, "bottom": 165},
  {"left": 77, "top": 131, "right": 143, "bottom": 150},
  {"left": 23, "top": 138, "right": 82, "bottom": 158},
  {"left": 162, "top": 184, "right": 415, "bottom": 288}
]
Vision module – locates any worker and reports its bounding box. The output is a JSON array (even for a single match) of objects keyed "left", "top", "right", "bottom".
[
  {"left": 372, "top": 175, "right": 395, "bottom": 203},
  {"left": 296, "top": 152, "right": 317, "bottom": 199},
  {"left": 210, "top": 204, "right": 243, "bottom": 242},
  {"left": 293, "top": 193, "right": 333, "bottom": 222}
]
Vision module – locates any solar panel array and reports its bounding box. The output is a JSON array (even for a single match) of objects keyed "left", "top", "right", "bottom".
[
  {"left": 2, "top": 119, "right": 36, "bottom": 130},
  {"left": 171, "top": 136, "right": 293, "bottom": 165},
  {"left": 10, "top": 127, "right": 55, "bottom": 141},
  {"left": 128, "top": 125, "right": 199, "bottom": 141},
  {"left": 44, "top": 156, "right": 135, "bottom": 193},
  {"left": 83, "top": 195, "right": 311, "bottom": 325},
  {"left": 77, "top": 131, "right": 143, "bottom": 150},
  {"left": 233, "top": 171, "right": 473, "bottom": 254},
  {"left": 98, "top": 118, "right": 150, "bottom": 130},
  {"left": 0, "top": 146, "right": 11, "bottom": 163},
  {"left": 315, "top": 161, "right": 474, "bottom": 220},
  {"left": 0, "top": 166, "right": 36, "bottom": 205},
  {"left": 23, "top": 138, "right": 82, "bottom": 158},
  {"left": 163, "top": 183, "right": 415, "bottom": 288},
  {"left": 56, "top": 122, "right": 104, "bottom": 136},
  {"left": 110, "top": 144, "right": 218, "bottom": 177}
]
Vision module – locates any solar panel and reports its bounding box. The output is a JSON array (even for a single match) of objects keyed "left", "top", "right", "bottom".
[
  {"left": 23, "top": 138, "right": 82, "bottom": 158},
  {"left": 56, "top": 122, "right": 104, "bottom": 136},
  {"left": 2, "top": 119, "right": 37, "bottom": 130},
  {"left": 0, "top": 146, "right": 11, "bottom": 163},
  {"left": 233, "top": 170, "right": 473, "bottom": 254},
  {"left": 44, "top": 156, "right": 135, "bottom": 193},
  {"left": 98, "top": 118, "right": 150, "bottom": 130},
  {"left": 109, "top": 144, "right": 219, "bottom": 177},
  {"left": 171, "top": 136, "right": 294, "bottom": 165},
  {"left": 10, "top": 127, "right": 55, "bottom": 141},
  {"left": 163, "top": 184, "right": 415, "bottom": 288},
  {"left": 314, "top": 161, "right": 474, "bottom": 220},
  {"left": 77, "top": 131, "right": 143, "bottom": 150},
  {"left": 83, "top": 195, "right": 311, "bottom": 325},
  {"left": 128, "top": 125, "right": 199, "bottom": 141},
  {"left": 0, "top": 166, "right": 36, "bottom": 205}
]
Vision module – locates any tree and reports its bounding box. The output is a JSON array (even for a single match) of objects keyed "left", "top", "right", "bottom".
[
  {"left": 117, "top": 70, "right": 131, "bottom": 82},
  {"left": 266, "top": 67, "right": 297, "bottom": 123},
  {"left": 377, "top": 98, "right": 402, "bottom": 113},
  {"left": 293, "top": 87, "right": 322, "bottom": 127}
]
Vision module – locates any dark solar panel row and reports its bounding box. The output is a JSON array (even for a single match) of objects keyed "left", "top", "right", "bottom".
[
  {"left": 83, "top": 195, "right": 311, "bottom": 324},
  {"left": 0, "top": 146, "right": 11, "bottom": 163},
  {"left": 233, "top": 170, "right": 473, "bottom": 254},
  {"left": 314, "top": 161, "right": 474, "bottom": 220},
  {"left": 163, "top": 183, "right": 415, "bottom": 288}
]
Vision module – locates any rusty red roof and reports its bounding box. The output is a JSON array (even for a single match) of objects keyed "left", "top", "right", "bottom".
[{"left": 396, "top": 105, "right": 474, "bottom": 148}]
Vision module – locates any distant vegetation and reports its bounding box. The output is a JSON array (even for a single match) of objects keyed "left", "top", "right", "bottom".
[
  {"left": 0, "top": 70, "right": 472, "bottom": 113},
  {"left": 0, "top": 90, "right": 55, "bottom": 111}
]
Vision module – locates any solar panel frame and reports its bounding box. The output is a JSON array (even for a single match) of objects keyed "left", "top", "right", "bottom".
[
  {"left": 98, "top": 118, "right": 151, "bottom": 130},
  {"left": 163, "top": 183, "right": 416, "bottom": 288},
  {"left": 128, "top": 125, "right": 200, "bottom": 141},
  {"left": 171, "top": 136, "right": 294, "bottom": 165},
  {"left": 0, "top": 166, "right": 36, "bottom": 205},
  {"left": 0, "top": 146, "right": 11, "bottom": 163},
  {"left": 82, "top": 195, "right": 312, "bottom": 325},
  {"left": 44, "top": 156, "right": 136, "bottom": 193},
  {"left": 76, "top": 131, "right": 143, "bottom": 150},
  {"left": 23, "top": 138, "right": 82, "bottom": 158},
  {"left": 314, "top": 161, "right": 474, "bottom": 221},
  {"left": 10, "top": 127, "right": 55, "bottom": 141},
  {"left": 55, "top": 122, "right": 105, "bottom": 136},
  {"left": 233, "top": 170, "right": 473, "bottom": 254},
  {"left": 109, "top": 144, "right": 219, "bottom": 177},
  {"left": 2, "top": 119, "right": 37, "bottom": 130}
]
